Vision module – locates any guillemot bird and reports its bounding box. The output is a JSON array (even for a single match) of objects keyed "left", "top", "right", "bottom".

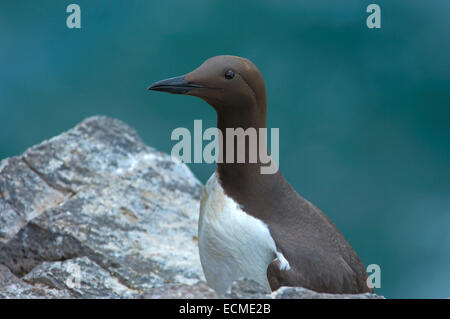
[{"left": 148, "top": 55, "right": 371, "bottom": 296}]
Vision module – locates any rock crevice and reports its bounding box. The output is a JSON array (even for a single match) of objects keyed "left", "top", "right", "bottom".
[{"left": 22, "top": 157, "right": 77, "bottom": 197}]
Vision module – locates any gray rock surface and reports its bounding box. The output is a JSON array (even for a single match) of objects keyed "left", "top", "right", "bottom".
[
  {"left": 0, "top": 264, "right": 72, "bottom": 299},
  {"left": 0, "top": 116, "right": 383, "bottom": 299},
  {"left": 142, "top": 282, "right": 217, "bottom": 299},
  {"left": 224, "top": 278, "right": 384, "bottom": 299},
  {"left": 0, "top": 116, "right": 204, "bottom": 298},
  {"left": 270, "top": 286, "right": 383, "bottom": 299}
]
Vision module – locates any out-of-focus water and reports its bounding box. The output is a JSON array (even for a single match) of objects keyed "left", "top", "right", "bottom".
[{"left": 1, "top": 1, "right": 449, "bottom": 298}]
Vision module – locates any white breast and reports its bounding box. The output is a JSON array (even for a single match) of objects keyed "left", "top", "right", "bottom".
[{"left": 198, "top": 172, "right": 290, "bottom": 296}]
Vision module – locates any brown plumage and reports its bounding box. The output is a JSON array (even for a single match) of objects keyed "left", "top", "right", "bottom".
[{"left": 148, "top": 55, "right": 372, "bottom": 294}]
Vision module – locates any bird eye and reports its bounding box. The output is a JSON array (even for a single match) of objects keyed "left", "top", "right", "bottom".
[{"left": 224, "top": 69, "right": 235, "bottom": 80}]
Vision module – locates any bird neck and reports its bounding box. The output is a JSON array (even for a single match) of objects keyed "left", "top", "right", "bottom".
[{"left": 215, "top": 100, "right": 268, "bottom": 185}]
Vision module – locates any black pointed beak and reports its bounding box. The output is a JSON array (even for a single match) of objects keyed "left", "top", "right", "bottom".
[{"left": 147, "top": 75, "right": 204, "bottom": 94}]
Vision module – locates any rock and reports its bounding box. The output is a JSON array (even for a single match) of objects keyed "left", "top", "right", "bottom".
[
  {"left": 0, "top": 116, "right": 204, "bottom": 298},
  {"left": 224, "top": 279, "right": 271, "bottom": 299},
  {"left": 224, "top": 278, "right": 383, "bottom": 299},
  {"left": 142, "top": 282, "right": 217, "bottom": 299},
  {"left": 0, "top": 157, "right": 67, "bottom": 244},
  {"left": 0, "top": 264, "right": 72, "bottom": 299},
  {"left": 270, "top": 286, "right": 384, "bottom": 299},
  {"left": 0, "top": 116, "right": 384, "bottom": 299},
  {"left": 23, "top": 257, "right": 138, "bottom": 298}
]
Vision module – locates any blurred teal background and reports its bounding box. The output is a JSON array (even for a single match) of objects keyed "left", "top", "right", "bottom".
[{"left": 1, "top": 0, "right": 449, "bottom": 298}]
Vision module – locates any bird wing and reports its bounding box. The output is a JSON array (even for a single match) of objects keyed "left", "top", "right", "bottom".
[{"left": 265, "top": 194, "right": 372, "bottom": 294}]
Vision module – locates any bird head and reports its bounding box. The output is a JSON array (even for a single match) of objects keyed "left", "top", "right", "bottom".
[{"left": 148, "top": 55, "right": 267, "bottom": 120}]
